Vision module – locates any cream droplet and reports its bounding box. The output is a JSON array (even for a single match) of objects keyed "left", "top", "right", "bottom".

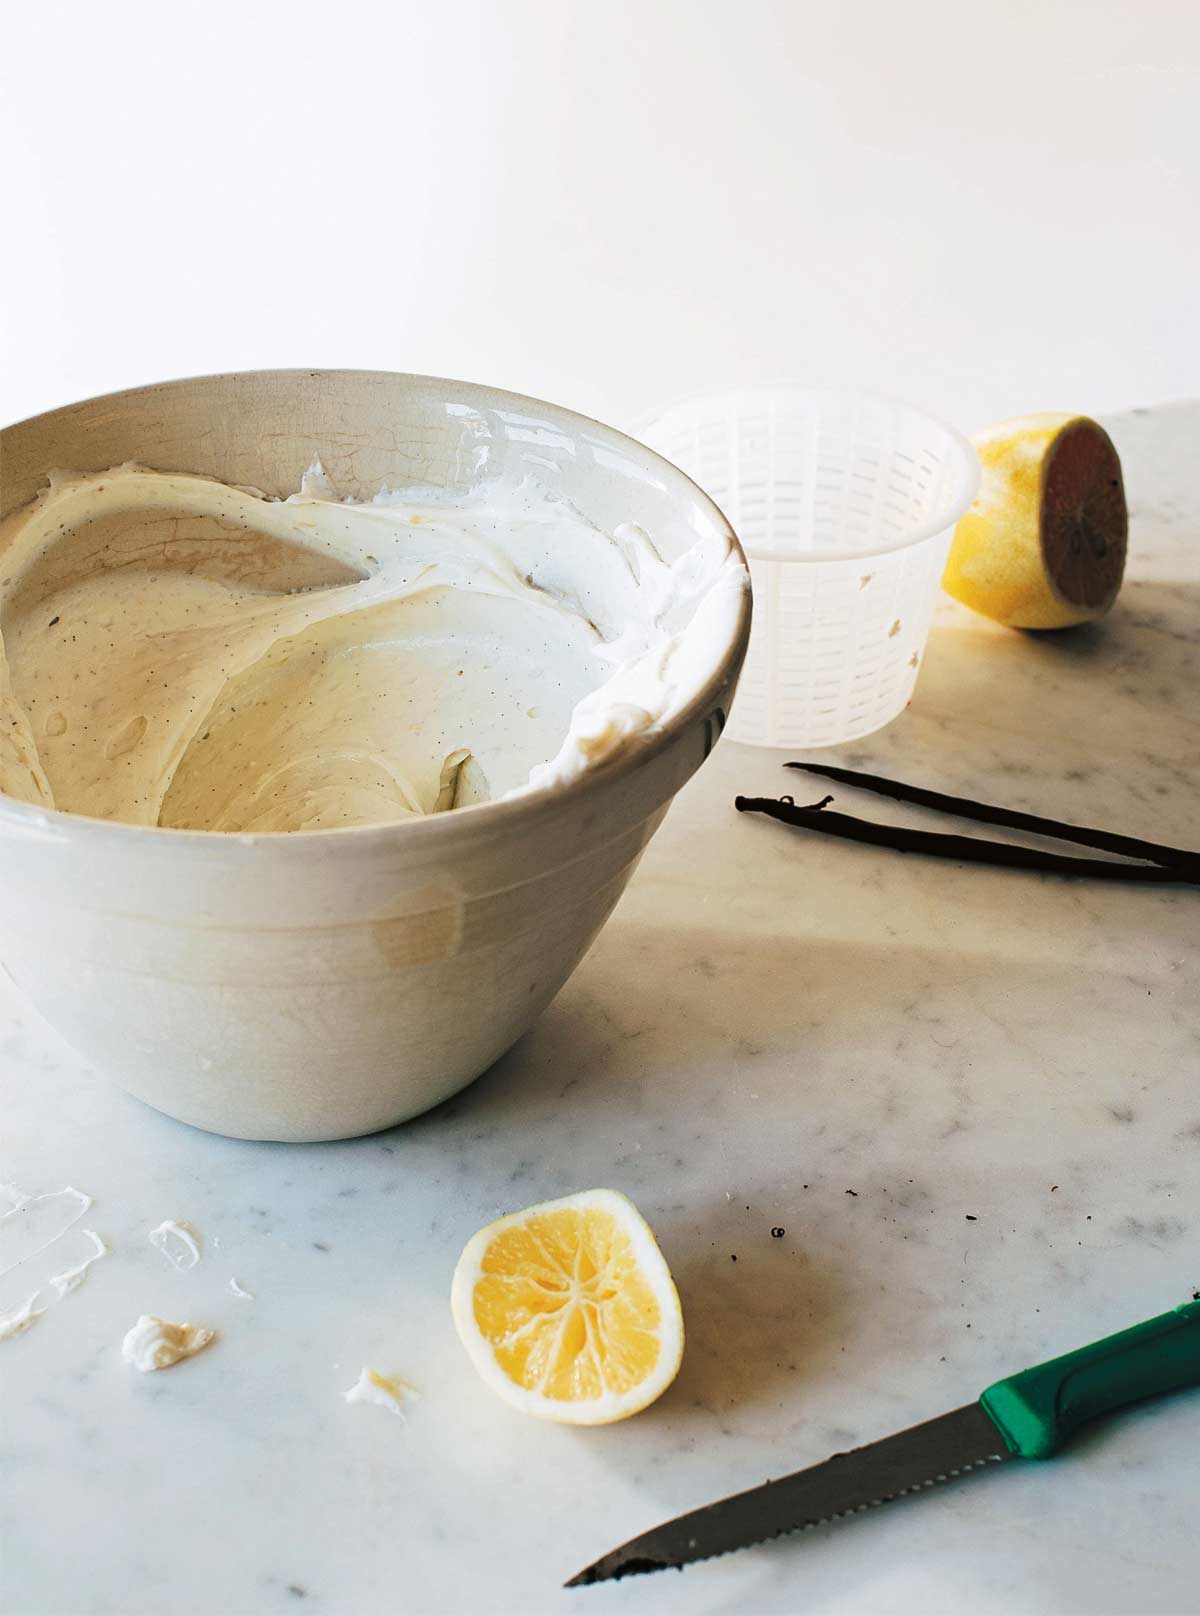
[
  {"left": 121, "top": 1315, "right": 215, "bottom": 1371},
  {"left": 344, "top": 1366, "right": 418, "bottom": 1417},
  {"left": 44, "top": 711, "right": 67, "bottom": 737}
]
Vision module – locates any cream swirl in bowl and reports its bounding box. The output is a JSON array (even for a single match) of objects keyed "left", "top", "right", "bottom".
[{"left": 1, "top": 462, "right": 745, "bottom": 832}]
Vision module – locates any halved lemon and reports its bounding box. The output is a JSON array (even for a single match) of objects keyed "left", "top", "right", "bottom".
[
  {"left": 450, "top": 1189, "right": 684, "bottom": 1425},
  {"left": 943, "top": 413, "right": 1127, "bottom": 629}
]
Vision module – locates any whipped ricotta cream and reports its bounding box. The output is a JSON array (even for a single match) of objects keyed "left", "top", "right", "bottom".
[
  {"left": 121, "top": 1314, "right": 215, "bottom": 1371},
  {"left": 0, "top": 462, "right": 746, "bottom": 832}
]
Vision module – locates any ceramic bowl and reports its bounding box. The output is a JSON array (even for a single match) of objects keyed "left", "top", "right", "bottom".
[{"left": 0, "top": 370, "right": 749, "bottom": 1140}]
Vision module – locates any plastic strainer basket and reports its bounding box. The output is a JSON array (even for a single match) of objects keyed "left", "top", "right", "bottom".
[{"left": 635, "top": 387, "right": 980, "bottom": 748}]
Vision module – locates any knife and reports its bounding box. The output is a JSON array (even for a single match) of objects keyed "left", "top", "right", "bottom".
[{"left": 567, "top": 1297, "right": 1200, "bottom": 1587}]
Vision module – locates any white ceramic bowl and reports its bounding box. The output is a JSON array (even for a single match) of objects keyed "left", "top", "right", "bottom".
[{"left": 0, "top": 371, "right": 749, "bottom": 1141}]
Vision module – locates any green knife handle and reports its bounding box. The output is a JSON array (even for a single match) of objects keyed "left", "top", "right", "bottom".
[{"left": 981, "top": 1298, "right": 1200, "bottom": 1459}]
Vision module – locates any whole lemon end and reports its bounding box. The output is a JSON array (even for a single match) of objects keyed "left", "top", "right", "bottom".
[{"left": 944, "top": 414, "right": 1127, "bottom": 630}]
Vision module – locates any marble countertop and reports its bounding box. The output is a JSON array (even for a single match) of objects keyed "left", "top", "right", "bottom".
[{"left": 2, "top": 404, "right": 1197, "bottom": 1616}]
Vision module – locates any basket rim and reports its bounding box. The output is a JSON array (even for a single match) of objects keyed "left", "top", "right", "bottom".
[{"left": 627, "top": 383, "right": 981, "bottom": 563}]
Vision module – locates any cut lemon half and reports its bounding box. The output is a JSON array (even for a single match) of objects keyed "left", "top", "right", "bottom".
[
  {"left": 943, "top": 413, "right": 1127, "bottom": 629},
  {"left": 450, "top": 1188, "right": 684, "bottom": 1425}
]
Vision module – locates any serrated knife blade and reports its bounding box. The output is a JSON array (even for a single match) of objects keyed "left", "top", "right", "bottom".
[{"left": 566, "top": 1402, "right": 1010, "bottom": 1586}]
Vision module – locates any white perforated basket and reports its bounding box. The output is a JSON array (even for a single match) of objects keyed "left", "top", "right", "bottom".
[{"left": 635, "top": 387, "right": 980, "bottom": 749}]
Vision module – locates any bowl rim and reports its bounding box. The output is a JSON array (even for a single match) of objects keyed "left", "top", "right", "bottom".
[
  {"left": 627, "top": 381, "right": 982, "bottom": 563},
  {"left": 0, "top": 367, "right": 751, "bottom": 856}
]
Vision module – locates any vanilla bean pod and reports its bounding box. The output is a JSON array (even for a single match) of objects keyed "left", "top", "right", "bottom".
[
  {"left": 734, "top": 795, "right": 1200, "bottom": 886},
  {"left": 785, "top": 762, "right": 1200, "bottom": 874}
]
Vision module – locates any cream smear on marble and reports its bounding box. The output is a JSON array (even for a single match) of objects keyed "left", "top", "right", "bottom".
[
  {"left": 0, "top": 462, "right": 746, "bottom": 832},
  {"left": 344, "top": 1366, "right": 418, "bottom": 1418},
  {"left": 47, "top": 1228, "right": 109, "bottom": 1296},
  {"left": 0, "top": 1184, "right": 107, "bottom": 1343},
  {"left": 121, "top": 1314, "right": 215, "bottom": 1371},
  {"left": 148, "top": 1220, "right": 201, "bottom": 1270}
]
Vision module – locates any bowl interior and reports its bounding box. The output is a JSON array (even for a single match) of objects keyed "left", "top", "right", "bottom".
[
  {"left": 0, "top": 369, "right": 750, "bottom": 852},
  {"left": 2, "top": 369, "right": 735, "bottom": 568}
]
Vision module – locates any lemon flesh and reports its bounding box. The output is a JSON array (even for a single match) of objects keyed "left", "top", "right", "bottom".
[{"left": 944, "top": 413, "right": 1127, "bottom": 629}]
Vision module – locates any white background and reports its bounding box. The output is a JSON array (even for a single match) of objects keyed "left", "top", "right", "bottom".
[{"left": 2, "top": 0, "right": 1197, "bottom": 438}]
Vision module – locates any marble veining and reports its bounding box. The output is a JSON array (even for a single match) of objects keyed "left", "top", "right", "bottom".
[{"left": 0, "top": 405, "right": 1197, "bottom": 1615}]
